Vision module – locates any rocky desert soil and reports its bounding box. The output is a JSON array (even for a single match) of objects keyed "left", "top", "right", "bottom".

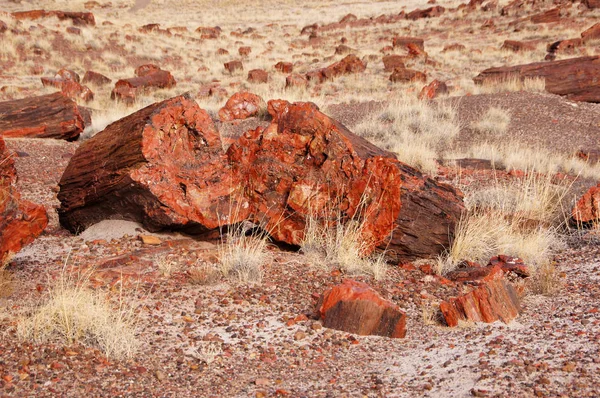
[{"left": 1, "top": 0, "right": 600, "bottom": 397}]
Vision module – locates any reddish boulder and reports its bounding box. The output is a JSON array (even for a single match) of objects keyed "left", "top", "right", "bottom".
[
  {"left": 218, "top": 92, "right": 265, "bottom": 122},
  {"left": 60, "top": 80, "right": 94, "bottom": 102},
  {"left": 317, "top": 279, "right": 406, "bottom": 338},
  {"left": 0, "top": 137, "right": 48, "bottom": 266},
  {"left": 285, "top": 73, "right": 308, "bottom": 89},
  {"left": 406, "top": 6, "right": 445, "bottom": 20},
  {"left": 56, "top": 68, "right": 80, "bottom": 83},
  {"left": 382, "top": 55, "right": 407, "bottom": 72},
  {"left": 440, "top": 266, "right": 521, "bottom": 327},
  {"left": 581, "top": 23, "right": 600, "bottom": 42},
  {"left": 547, "top": 38, "right": 582, "bottom": 55},
  {"left": 111, "top": 65, "right": 176, "bottom": 104},
  {"left": 583, "top": 0, "right": 600, "bottom": 8},
  {"left": 224, "top": 60, "right": 244, "bottom": 73},
  {"left": 305, "top": 54, "right": 366, "bottom": 83},
  {"left": 248, "top": 69, "right": 268, "bottom": 83},
  {"left": 196, "top": 26, "right": 221, "bottom": 39},
  {"left": 473, "top": 56, "right": 600, "bottom": 103},
  {"left": 0, "top": 93, "right": 85, "bottom": 140},
  {"left": 392, "top": 36, "right": 424, "bottom": 51},
  {"left": 274, "top": 62, "right": 293, "bottom": 73},
  {"left": 12, "top": 10, "right": 95, "bottom": 26},
  {"left": 418, "top": 80, "right": 448, "bottom": 100},
  {"left": 390, "top": 68, "right": 427, "bottom": 83},
  {"left": 571, "top": 183, "right": 600, "bottom": 226},
  {"left": 82, "top": 70, "right": 111, "bottom": 86},
  {"left": 58, "top": 94, "right": 249, "bottom": 234},
  {"left": 227, "top": 100, "right": 464, "bottom": 260},
  {"left": 238, "top": 46, "right": 251, "bottom": 56}
]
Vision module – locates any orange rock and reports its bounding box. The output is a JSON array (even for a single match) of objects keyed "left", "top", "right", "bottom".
[
  {"left": 390, "top": 68, "right": 427, "bottom": 83},
  {"left": 0, "top": 137, "right": 48, "bottom": 265},
  {"left": 248, "top": 69, "right": 268, "bottom": 84},
  {"left": 304, "top": 54, "right": 366, "bottom": 83},
  {"left": 285, "top": 73, "right": 308, "bottom": 89},
  {"left": 572, "top": 183, "right": 600, "bottom": 226},
  {"left": 274, "top": 62, "right": 293, "bottom": 73},
  {"left": 418, "top": 80, "right": 448, "bottom": 100},
  {"left": 224, "top": 60, "right": 243, "bottom": 73},
  {"left": 218, "top": 92, "right": 265, "bottom": 121},
  {"left": 318, "top": 279, "right": 406, "bottom": 338},
  {"left": 111, "top": 65, "right": 176, "bottom": 104},
  {"left": 440, "top": 266, "right": 521, "bottom": 327},
  {"left": 82, "top": 70, "right": 111, "bottom": 86}
]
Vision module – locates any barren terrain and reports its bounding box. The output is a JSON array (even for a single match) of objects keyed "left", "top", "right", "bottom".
[{"left": 1, "top": 0, "right": 600, "bottom": 397}]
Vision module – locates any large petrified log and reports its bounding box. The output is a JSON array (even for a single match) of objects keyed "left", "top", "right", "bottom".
[
  {"left": 227, "top": 100, "right": 464, "bottom": 261},
  {"left": 0, "top": 137, "right": 48, "bottom": 265},
  {"left": 11, "top": 10, "right": 95, "bottom": 26},
  {"left": 0, "top": 92, "right": 85, "bottom": 140},
  {"left": 571, "top": 183, "right": 600, "bottom": 227},
  {"left": 58, "top": 94, "right": 249, "bottom": 234},
  {"left": 318, "top": 279, "right": 406, "bottom": 338},
  {"left": 473, "top": 56, "right": 600, "bottom": 103}
]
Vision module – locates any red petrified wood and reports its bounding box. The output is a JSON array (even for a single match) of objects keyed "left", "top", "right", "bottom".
[
  {"left": 571, "top": 183, "right": 600, "bottom": 226},
  {"left": 473, "top": 56, "right": 600, "bottom": 103},
  {"left": 227, "top": 100, "right": 464, "bottom": 261},
  {"left": 12, "top": 10, "right": 96, "bottom": 26},
  {"left": 218, "top": 92, "right": 265, "bottom": 122},
  {"left": 440, "top": 266, "right": 521, "bottom": 327},
  {"left": 57, "top": 94, "right": 249, "bottom": 234},
  {"left": 111, "top": 65, "right": 176, "bottom": 104},
  {"left": 0, "top": 137, "right": 48, "bottom": 265},
  {"left": 0, "top": 92, "right": 85, "bottom": 140},
  {"left": 318, "top": 279, "right": 406, "bottom": 338}
]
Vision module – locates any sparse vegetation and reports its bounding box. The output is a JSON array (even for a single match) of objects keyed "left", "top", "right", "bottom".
[
  {"left": 17, "top": 263, "right": 139, "bottom": 360},
  {"left": 0, "top": 265, "right": 13, "bottom": 298},
  {"left": 218, "top": 222, "right": 270, "bottom": 284},
  {"left": 472, "top": 106, "right": 511, "bottom": 135}
]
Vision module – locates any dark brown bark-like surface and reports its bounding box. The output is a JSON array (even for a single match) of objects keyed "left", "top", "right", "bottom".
[
  {"left": 58, "top": 95, "right": 249, "bottom": 234},
  {"left": 0, "top": 137, "right": 48, "bottom": 265},
  {"left": 0, "top": 92, "right": 85, "bottom": 140},
  {"left": 473, "top": 56, "right": 600, "bottom": 103},
  {"left": 227, "top": 100, "right": 464, "bottom": 261}
]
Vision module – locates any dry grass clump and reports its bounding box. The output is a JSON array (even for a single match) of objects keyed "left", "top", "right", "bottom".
[
  {"left": 472, "top": 106, "right": 511, "bottom": 135},
  {"left": 17, "top": 265, "right": 139, "bottom": 360},
  {"left": 353, "top": 93, "right": 460, "bottom": 174},
  {"left": 477, "top": 76, "right": 546, "bottom": 95},
  {"left": 0, "top": 266, "right": 14, "bottom": 298},
  {"left": 155, "top": 254, "right": 180, "bottom": 278},
  {"left": 436, "top": 170, "right": 569, "bottom": 282},
  {"left": 218, "top": 222, "right": 270, "bottom": 284},
  {"left": 301, "top": 211, "right": 387, "bottom": 281},
  {"left": 188, "top": 262, "right": 221, "bottom": 285}
]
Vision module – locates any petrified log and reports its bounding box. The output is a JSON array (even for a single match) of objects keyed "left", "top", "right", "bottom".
[
  {"left": 390, "top": 68, "right": 427, "bottom": 83},
  {"left": 218, "top": 92, "right": 265, "bottom": 121},
  {"left": 501, "top": 40, "right": 537, "bottom": 52},
  {"left": 11, "top": 10, "right": 95, "bottom": 26},
  {"left": 227, "top": 100, "right": 464, "bottom": 261},
  {"left": 406, "top": 6, "right": 445, "bottom": 20},
  {"left": 58, "top": 94, "right": 249, "bottom": 234},
  {"left": 0, "top": 137, "right": 48, "bottom": 265},
  {"left": 318, "top": 279, "right": 406, "bottom": 338},
  {"left": 440, "top": 266, "right": 521, "bottom": 327},
  {"left": 530, "top": 7, "right": 562, "bottom": 24},
  {"left": 0, "top": 92, "right": 85, "bottom": 140},
  {"left": 304, "top": 54, "right": 366, "bottom": 83},
  {"left": 111, "top": 66, "right": 176, "bottom": 103},
  {"left": 473, "top": 56, "right": 600, "bottom": 103}
]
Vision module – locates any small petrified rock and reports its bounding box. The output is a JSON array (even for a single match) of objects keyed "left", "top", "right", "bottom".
[
  {"left": 418, "top": 79, "right": 448, "bottom": 100},
  {"left": 571, "top": 183, "right": 600, "bottom": 226},
  {"left": 390, "top": 68, "right": 427, "bottom": 83},
  {"left": 274, "top": 61, "right": 293, "bottom": 73},
  {"left": 111, "top": 65, "right": 176, "bottom": 104},
  {"left": 224, "top": 60, "right": 244, "bottom": 73},
  {"left": 318, "top": 279, "right": 406, "bottom": 338},
  {"left": 440, "top": 266, "right": 521, "bottom": 327},
  {"left": 82, "top": 70, "right": 111, "bottom": 86},
  {"left": 247, "top": 69, "right": 268, "bottom": 84}
]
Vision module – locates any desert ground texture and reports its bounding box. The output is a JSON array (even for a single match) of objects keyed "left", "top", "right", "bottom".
[{"left": 1, "top": 0, "right": 600, "bottom": 397}]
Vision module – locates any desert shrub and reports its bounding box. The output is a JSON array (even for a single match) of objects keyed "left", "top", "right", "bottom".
[{"left": 218, "top": 222, "right": 270, "bottom": 284}]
